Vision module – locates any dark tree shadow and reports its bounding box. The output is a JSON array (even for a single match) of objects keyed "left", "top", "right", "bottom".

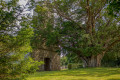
[{"left": 107, "top": 78, "right": 120, "bottom": 80}]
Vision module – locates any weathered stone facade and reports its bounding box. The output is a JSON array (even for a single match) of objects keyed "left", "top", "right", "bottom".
[{"left": 32, "top": 47, "right": 60, "bottom": 71}]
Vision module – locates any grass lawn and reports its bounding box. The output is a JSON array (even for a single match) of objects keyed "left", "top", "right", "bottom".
[{"left": 27, "top": 68, "right": 120, "bottom": 80}]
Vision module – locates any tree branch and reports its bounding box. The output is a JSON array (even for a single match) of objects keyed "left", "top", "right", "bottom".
[
  {"left": 52, "top": 0, "right": 85, "bottom": 30},
  {"left": 105, "top": 37, "right": 120, "bottom": 52}
]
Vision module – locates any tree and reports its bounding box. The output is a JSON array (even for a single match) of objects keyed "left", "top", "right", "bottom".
[
  {"left": 0, "top": 0, "right": 42, "bottom": 79},
  {"left": 31, "top": 1, "right": 58, "bottom": 50},
  {"left": 31, "top": 0, "right": 120, "bottom": 67}
]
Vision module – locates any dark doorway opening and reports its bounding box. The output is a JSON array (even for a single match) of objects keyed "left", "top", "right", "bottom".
[{"left": 44, "top": 58, "right": 51, "bottom": 71}]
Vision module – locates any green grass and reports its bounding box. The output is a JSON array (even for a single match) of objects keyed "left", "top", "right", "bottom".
[{"left": 27, "top": 68, "right": 120, "bottom": 80}]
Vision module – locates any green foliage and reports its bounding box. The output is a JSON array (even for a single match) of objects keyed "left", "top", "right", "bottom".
[
  {"left": 61, "top": 56, "right": 68, "bottom": 66},
  {"left": 66, "top": 52, "right": 80, "bottom": 63},
  {"left": 14, "top": 57, "right": 43, "bottom": 79},
  {"left": 31, "top": 0, "right": 120, "bottom": 67},
  {"left": 107, "top": 0, "right": 120, "bottom": 17},
  {"left": 0, "top": 27, "right": 42, "bottom": 80},
  {"left": 68, "top": 63, "right": 72, "bottom": 70},
  {"left": 102, "top": 43, "right": 120, "bottom": 67},
  {"left": 0, "top": 0, "right": 42, "bottom": 80},
  {"left": 31, "top": 4, "right": 59, "bottom": 48},
  {"left": 68, "top": 63, "right": 81, "bottom": 70}
]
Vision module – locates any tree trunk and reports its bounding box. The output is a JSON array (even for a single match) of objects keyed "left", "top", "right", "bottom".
[{"left": 81, "top": 53, "right": 105, "bottom": 67}]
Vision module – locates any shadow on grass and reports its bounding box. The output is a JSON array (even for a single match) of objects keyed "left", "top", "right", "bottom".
[
  {"left": 28, "top": 68, "right": 120, "bottom": 78},
  {"left": 70, "top": 79, "right": 87, "bottom": 80},
  {"left": 108, "top": 78, "right": 120, "bottom": 80},
  {"left": 62, "top": 68, "right": 120, "bottom": 77}
]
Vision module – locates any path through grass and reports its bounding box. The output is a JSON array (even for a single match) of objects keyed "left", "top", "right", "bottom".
[{"left": 27, "top": 68, "right": 120, "bottom": 80}]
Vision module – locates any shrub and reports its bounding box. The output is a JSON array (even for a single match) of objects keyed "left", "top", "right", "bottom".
[
  {"left": 68, "top": 63, "right": 72, "bottom": 70},
  {"left": 0, "top": 56, "right": 43, "bottom": 80},
  {"left": 68, "top": 63, "right": 82, "bottom": 70}
]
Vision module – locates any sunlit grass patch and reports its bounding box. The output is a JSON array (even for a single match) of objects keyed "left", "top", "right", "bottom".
[{"left": 27, "top": 68, "right": 120, "bottom": 80}]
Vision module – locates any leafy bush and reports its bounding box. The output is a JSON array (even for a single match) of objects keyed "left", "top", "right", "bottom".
[
  {"left": 68, "top": 63, "right": 81, "bottom": 70},
  {"left": 68, "top": 63, "right": 72, "bottom": 70},
  {"left": 18, "top": 57, "right": 43, "bottom": 74},
  {"left": 0, "top": 55, "right": 43, "bottom": 80}
]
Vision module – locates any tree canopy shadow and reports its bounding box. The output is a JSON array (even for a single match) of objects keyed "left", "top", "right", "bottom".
[{"left": 107, "top": 78, "right": 120, "bottom": 80}]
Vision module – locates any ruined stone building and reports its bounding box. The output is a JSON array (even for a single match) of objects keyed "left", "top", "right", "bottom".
[
  {"left": 32, "top": 48, "right": 60, "bottom": 71},
  {"left": 32, "top": 45, "right": 60, "bottom": 71},
  {"left": 31, "top": 0, "right": 60, "bottom": 71}
]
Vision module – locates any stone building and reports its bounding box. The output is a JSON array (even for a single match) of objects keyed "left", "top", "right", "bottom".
[
  {"left": 32, "top": 46, "right": 60, "bottom": 71},
  {"left": 32, "top": 0, "right": 60, "bottom": 71}
]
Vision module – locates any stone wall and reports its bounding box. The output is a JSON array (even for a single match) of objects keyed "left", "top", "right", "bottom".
[{"left": 32, "top": 48, "right": 60, "bottom": 71}]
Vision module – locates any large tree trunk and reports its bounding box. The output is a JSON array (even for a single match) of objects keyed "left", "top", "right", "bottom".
[{"left": 81, "top": 53, "right": 105, "bottom": 67}]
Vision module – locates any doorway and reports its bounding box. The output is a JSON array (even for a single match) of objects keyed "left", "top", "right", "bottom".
[{"left": 44, "top": 58, "right": 51, "bottom": 71}]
